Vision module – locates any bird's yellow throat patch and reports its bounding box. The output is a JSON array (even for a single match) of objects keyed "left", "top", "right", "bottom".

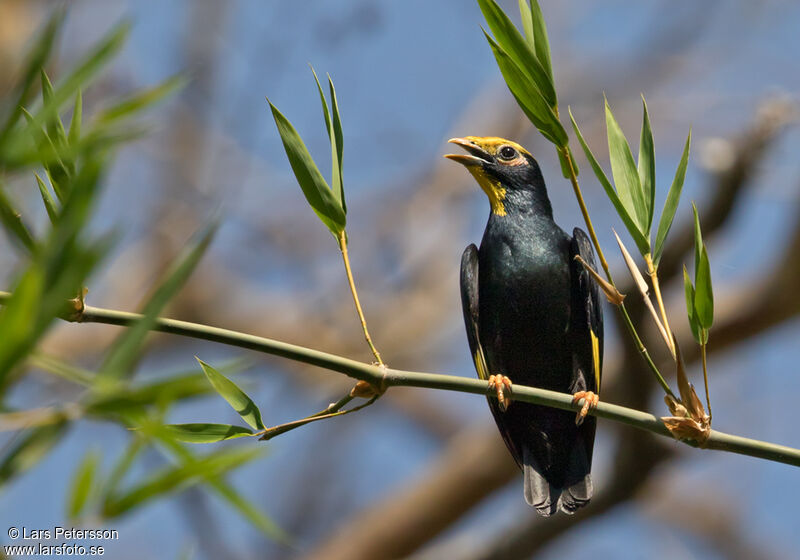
[{"left": 467, "top": 167, "right": 507, "bottom": 216}]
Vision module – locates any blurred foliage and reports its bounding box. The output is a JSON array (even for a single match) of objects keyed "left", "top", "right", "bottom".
[{"left": 0, "top": 13, "right": 286, "bottom": 545}]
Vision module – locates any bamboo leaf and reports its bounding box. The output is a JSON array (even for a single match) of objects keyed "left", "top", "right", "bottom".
[
  {"left": 162, "top": 423, "right": 254, "bottom": 443},
  {"left": 197, "top": 358, "right": 264, "bottom": 431},
  {"left": 605, "top": 98, "right": 649, "bottom": 234},
  {"left": 100, "top": 223, "right": 216, "bottom": 381},
  {"left": 683, "top": 265, "right": 701, "bottom": 344},
  {"left": 68, "top": 91, "right": 82, "bottom": 145},
  {"left": 477, "top": 0, "right": 556, "bottom": 106},
  {"left": 0, "top": 423, "right": 68, "bottom": 487},
  {"left": 0, "top": 187, "right": 36, "bottom": 252},
  {"left": 518, "top": 0, "right": 535, "bottom": 50},
  {"left": 484, "top": 33, "right": 566, "bottom": 146},
  {"left": 267, "top": 99, "right": 346, "bottom": 237},
  {"left": 34, "top": 172, "right": 59, "bottom": 223},
  {"left": 41, "top": 70, "right": 69, "bottom": 151},
  {"left": 528, "top": 0, "right": 554, "bottom": 83},
  {"left": 570, "top": 108, "right": 650, "bottom": 255},
  {"left": 102, "top": 447, "right": 262, "bottom": 517},
  {"left": 96, "top": 75, "right": 185, "bottom": 124},
  {"left": 694, "top": 244, "right": 714, "bottom": 330},
  {"left": 67, "top": 449, "right": 99, "bottom": 519},
  {"left": 692, "top": 202, "right": 703, "bottom": 275},
  {"left": 0, "top": 9, "right": 63, "bottom": 146},
  {"left": 638, "top": 96, "right": 656, "bottom": 232},
  {"left": 653, "top": 129, "right": 691, "bottom": 265},
  {"left": 328, "top": 75, "right": 346, "bottom": 213},
  {"left": 157, "top": 437, "right": 290, "bottom": 543}
]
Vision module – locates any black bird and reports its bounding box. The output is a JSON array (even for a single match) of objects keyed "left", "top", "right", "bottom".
[{"left": 445, "top": 136, "right": 603, "bottom": 515}]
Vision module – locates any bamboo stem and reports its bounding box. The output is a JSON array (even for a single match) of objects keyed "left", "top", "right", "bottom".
[
  {"left": 645, "top": 255, "right": 676, "bottom": 358},
  {"left": 338, "top": 231, "right": 383, "bottom": 366},
  {"left": 559, "top": 147, "right": 675, "bottom": 398},
  {"left": 701, "top": 339, "right": 712, "bottom": 420},
  {"left": 0, "top": 291, "right": 793, "bottom": 467}
]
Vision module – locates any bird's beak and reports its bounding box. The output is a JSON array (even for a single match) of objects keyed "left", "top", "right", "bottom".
[{"left": 444, "top": 137, "right": 493, "bottom": 167}]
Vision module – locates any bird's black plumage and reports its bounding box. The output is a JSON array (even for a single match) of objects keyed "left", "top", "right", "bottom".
[{"left": 448, "top": 136, "right": 603, "bottom": 515}]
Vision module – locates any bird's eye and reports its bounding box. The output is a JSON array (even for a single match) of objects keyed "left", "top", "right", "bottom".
[{"left": 498, "top": 145, "right": 518, "bottom": 160}]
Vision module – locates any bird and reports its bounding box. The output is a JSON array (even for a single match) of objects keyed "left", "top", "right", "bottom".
[{"left": 444, "top": 136, "right": 603, "bottom": 516}]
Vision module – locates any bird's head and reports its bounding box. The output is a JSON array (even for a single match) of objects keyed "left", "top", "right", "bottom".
[{"left": 444, "top": 136, "right": 549, "bottom": 217}]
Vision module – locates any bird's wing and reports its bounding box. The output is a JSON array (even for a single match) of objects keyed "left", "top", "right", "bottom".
[
  {"left": 460, "top": 244, "right": 489, "bottom": 381},
  {"left": 570, "top": 228, "right": 604, "bottom": 393}
]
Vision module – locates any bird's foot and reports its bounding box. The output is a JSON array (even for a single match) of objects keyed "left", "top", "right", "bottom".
[
  {"left": 488, "top": 374, "right": 513, "bottom": 411},
  {"left": 571, "top": 391, "right": 599, "bottom": 425}
]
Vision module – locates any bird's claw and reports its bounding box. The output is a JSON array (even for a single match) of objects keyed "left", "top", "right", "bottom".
[
  {"left": 488, "top": 374, "right": 513, "bottom": 411},
  {"left": 571, "top": 391, "right": 599, "bottom": 425}
]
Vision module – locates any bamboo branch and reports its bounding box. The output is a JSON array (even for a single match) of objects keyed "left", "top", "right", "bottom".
[{"left": 2, "top": 291, "right": 798, "bottom": 467}]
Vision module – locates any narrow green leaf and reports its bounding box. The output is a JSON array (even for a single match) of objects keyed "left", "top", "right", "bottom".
[
  {"left": 518, "top": 0, "right": 535, "bottom": 50},
  {"left": 605, "top": 98, "right": 649, "bottom": 234},
  {"left": 100, "top": 223, "right": 217, "bottom": 381},
  {"left": 528, "top": 0, "right": 554, "bottom": 83},
  {"left": 157, "top": 437, "right": 290, "bottom": 544},
  {"left": 328, "top": 75, "right": 346, "bottom": 213},
  {"left": 570, "top": 108, "right": 650, "bottom": 255},
  {"left": 653, "top": 129, "right": 691, "bottom": 265},
  {"left": 96, "top": 75, "right": 185, "bottom": 124},
  {"left": 27, "top": 22, "right": 130, "bottom": 137},
  {"left": 35, "top": 172, "right": 59, "bottom": 223},
  {"left": 310, "top": 66, "right": 332, "bottom": 140},
  {"left": 477, "top": 0, "right": 556, "bottom": 106},
  {"left": 0, "top": 9, "right": 63, "bottom": 145},
  {"left": 692, "top": 202, "right": 703, "bottom": 275},
  {"left": 683, "top": 265, "right": 701, "bottom": 344},
  {"left": 68, "top": 449, "right": 100, "bottom": 519},
  {"left": 694, "top": 245, "right": 714, "bottom": 330},
  {"left": 484, "top": 33, "right": 566, "bottom": 146},
  {"left": 267, "top": 99, "right": 346, "bottom": 237},
  {"left": 197, "top": 358, "right": 264, "bottom": 431},
  {"left": 0, "top": 423, "right": 68, "bottom": 487},
  {"left": 0, "top": 187, "right": 36, "bottom": 252},
  {"left": 638, "top": 96, "right": 656, "bottom": 231},
  {"left": 68, "top": 91, "right": 82, "bottom": 145},
  {"left": 41, "top": 70, "right": 69, "bottom": 151},
  {"left": 162, "top": 423, "right": 254, "bottom": 443},
  {"left": 103, "top": 447, "right": 262, "bottom": 517}
]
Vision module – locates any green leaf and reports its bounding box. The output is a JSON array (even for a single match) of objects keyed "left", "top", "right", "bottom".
[
  {"left": 267, "top": 99, "right": 346, "bottom": 238},
  {"left": 605, "top": 98, "right": 649, "bottom": 234},
  {"left": 157, "top": 437, "right": 290, "bottom": 544},
  {"left": 100, "top": 222, "right": 217, "bottom": 381},
  {"left": 68, "top": 449, "right": 100, "bottom": 519},
  {"left": 638, "top": 96, "right": 656, "bottom": 231},
  {"left": 477, "top": 0, "right": 556, "bottom": 106},
  {"left": 103, "top": 447, "right": 262, "bottom": 517},
  {"left": 570, "top": 108, "right": 650, "bottom": 255},
  {"left": 0, "top": 423, "right": 69, "bottom": 487},
  {"left": 528, "top": 0, "right": 554, "bottom": 83},
  {"left": 197, "top": 358, "right": 265, "bottom": 431},
  {"left": 41, "top": 70, "right": 70, "bottom": 153},
  {"left": 0, "top": 186, "right": 36, "bottom": 252},
  {"left": 35, "top": 172, "right": 59, "bottom": 223},
  {"left": 518, "top": 0, "right": 535, "bottom": 50},
  {"left": 692, "top": 202, "right": 703, "bottom": 275},
  {"left": 653, "top": 129, "right": 691, "bottom": 265},
  {"left": 162, "top": 423, "right": 254, "bottom": 443},
  {"left": 328, "top": 75, "right": 346, "bottom": 213},
  {"left": 26, "top": 22, "right": 130, "bottom": 139},
  {"left": 694, "top": 244, "right": 714, "bottom": 330},
  {"left": 0, "top": 9, "right": 63, "bottom": 146},
  {"left": 483, "top": 32, "right": 566, "bottom": 146},
  {"left": 683, "top": 265, "right": 701, "bottom": 344},
  {"left": 96, "top": 75, "right": 185, "bottom": 124},
  {"left": 68, "top": 91, "right": 82, "bottom": 145}
]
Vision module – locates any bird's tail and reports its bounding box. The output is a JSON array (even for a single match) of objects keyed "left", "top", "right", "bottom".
[{"left": 523, "top": 446, "right": 593, "bottom": 516}]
